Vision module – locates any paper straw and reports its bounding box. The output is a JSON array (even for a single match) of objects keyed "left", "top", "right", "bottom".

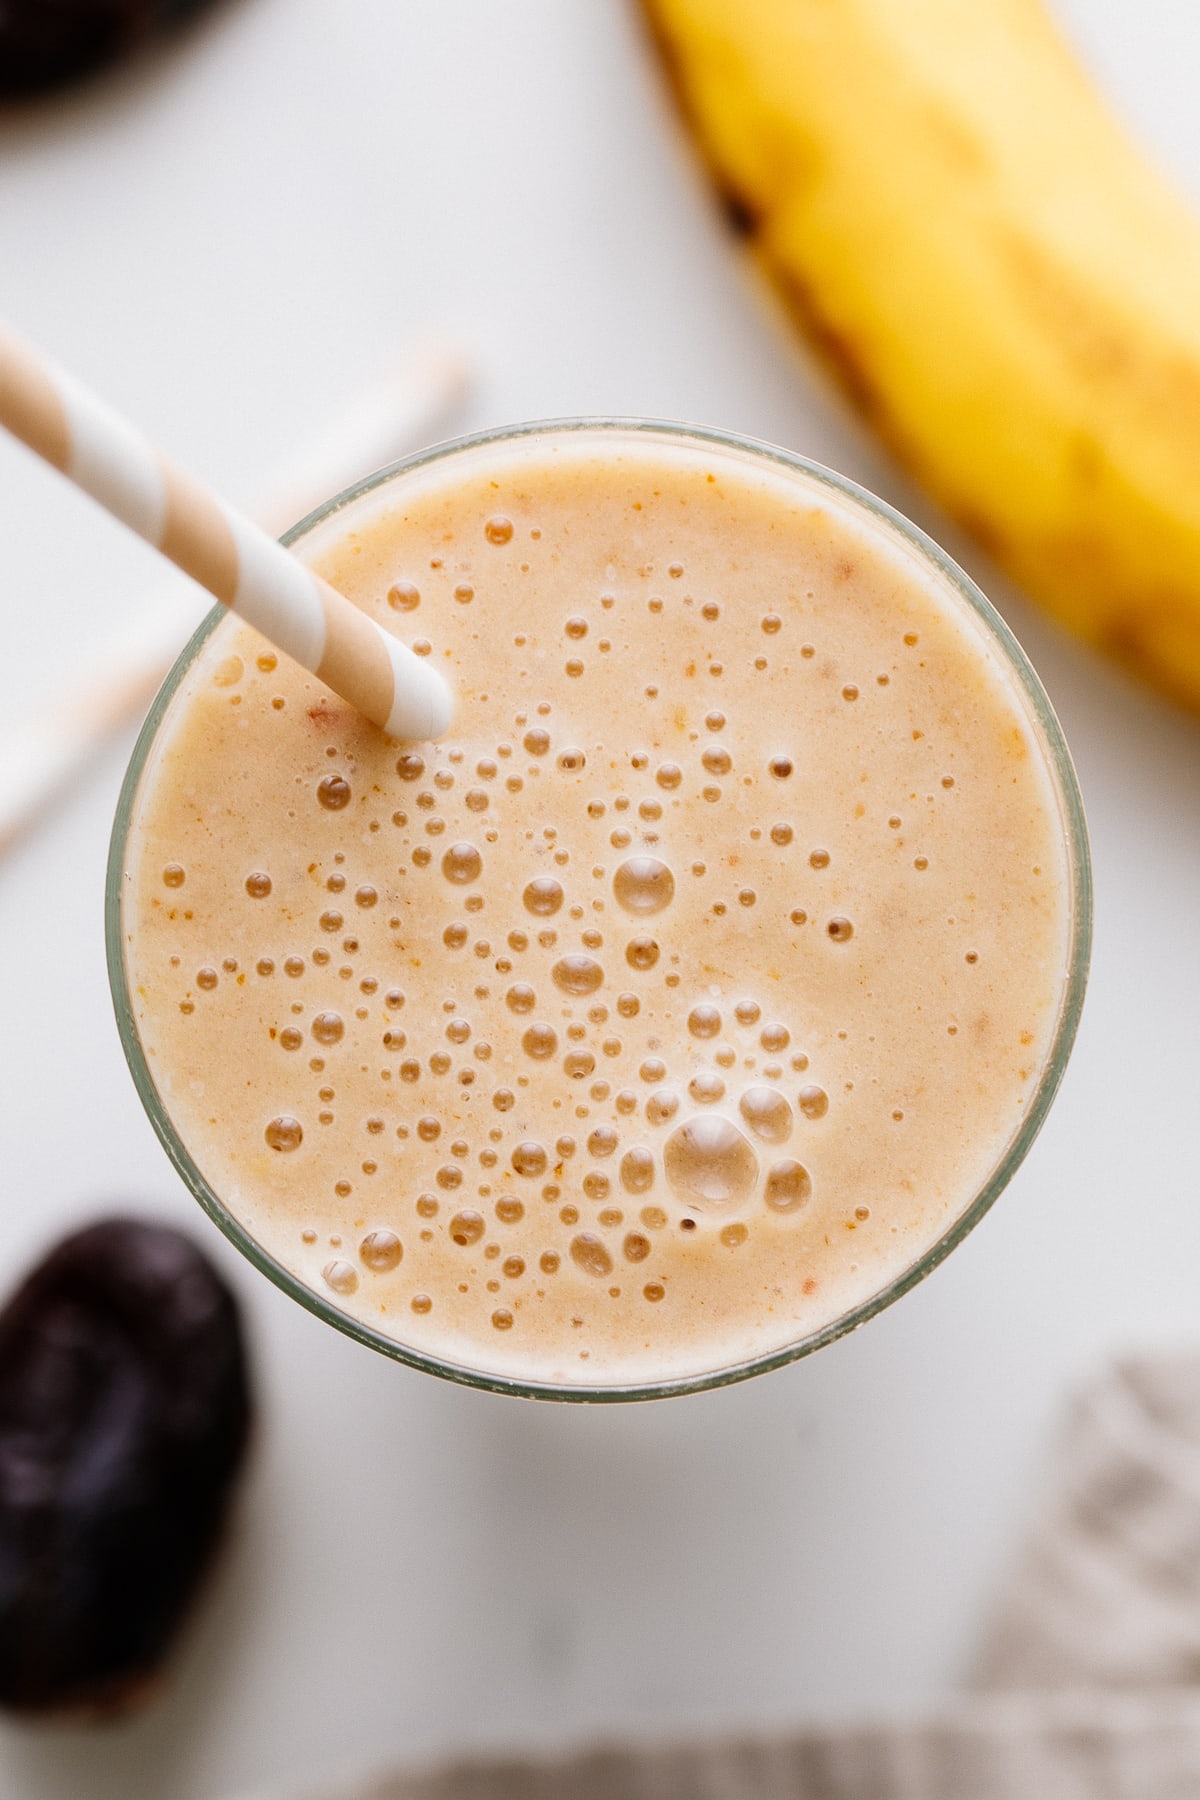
[
  {"left": 0, "top": 341, "right": 473, "bottom": 858},
  {"left": 0, "top": 320, "right": 452, "bottom": 741}
]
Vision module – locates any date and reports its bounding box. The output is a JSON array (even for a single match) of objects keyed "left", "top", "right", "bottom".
[
  {"left": 0, "top": 0, "right": 226, "bottom": 99},
  {"left": 0, "top": 1217, "right": 251, "bottom": 1714}
]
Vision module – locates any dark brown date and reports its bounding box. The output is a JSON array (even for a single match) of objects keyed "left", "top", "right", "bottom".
[
  {"left": 0, "top": 1217, "right": 251, "bottom": 1714},
  {"left": 0, "top": 0, "right": 226, "bottom": 99}
]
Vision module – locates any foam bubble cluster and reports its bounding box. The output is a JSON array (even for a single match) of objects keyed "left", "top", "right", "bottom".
[{"left": 158, "top": 599, "right": 866, "bottom": 1348}]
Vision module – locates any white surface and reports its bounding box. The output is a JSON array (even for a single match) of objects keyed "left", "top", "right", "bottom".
[{"left": 0, "top": 3, "right": 1197, "bottom": 1796}]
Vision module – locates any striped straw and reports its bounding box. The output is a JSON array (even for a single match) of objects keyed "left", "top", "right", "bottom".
[{"left": 0, "top": 320, "right": 452, "bottom": 741}]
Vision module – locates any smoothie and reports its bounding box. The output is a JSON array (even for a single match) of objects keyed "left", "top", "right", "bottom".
[{"left": 112, "top": 424, "right": 1086, "bottom": 1394}]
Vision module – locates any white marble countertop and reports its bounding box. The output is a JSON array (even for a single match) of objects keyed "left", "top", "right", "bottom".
[{"left": 0, "top": 3, "right": 1197, "bottom": 1795}]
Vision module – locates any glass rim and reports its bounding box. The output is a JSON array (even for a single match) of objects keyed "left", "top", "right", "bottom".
[{"left": 106, "top": 416, "right": 1092, "bottom": 1403}]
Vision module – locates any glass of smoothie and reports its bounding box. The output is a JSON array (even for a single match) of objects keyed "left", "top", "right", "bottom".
[{"left": 107, "top": 421, "right": 1091, "bottom": 1400}]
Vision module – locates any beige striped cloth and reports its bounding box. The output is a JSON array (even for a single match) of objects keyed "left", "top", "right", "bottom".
[{"left": 249, "top": 1355, "right": 1200, "bottom": 1799}]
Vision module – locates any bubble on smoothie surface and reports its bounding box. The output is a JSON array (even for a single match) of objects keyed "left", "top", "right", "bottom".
[
  {"left": 244, "top": 871, "right": 272, "bottom": 898},
  {"left": 620, "top": 1148, "right": 656, "bottom": 1193},
  {"left": 798, "top": 1085, "right": 829, "bottom": 1120},
  {"left": 323, "top": 1260, "right": 358, "bottom": 1295},
  {"left": 610, "top": 857, "right": 675, "bottom": 916},
  {"left": 360, "top": 1230, "right": 403, "bottom": 1272},
  {"left": 449, "top": 1211, "right": 485, "bottom": 1246},
  {"left": 739, "top": 1087, "right": 793, "bottom": 1143},
  {"left": 570, "top": 1234, "right": 613, "bottom": 1278},
  {"left": 317, "top": 775, "right": 351, "bottom": 811},
  {"left": 524, "top": 878, "right": 563, "bottom": 916},
  {"left": 485, "top": 517, "right": 514, "bottom": 544},
  {"left": 512, "top": 1143, "right": 547, "bottom": 1178},
  {"left": 442, "top": 843, "right": 482, "bottom": 885},
  {"left": 663, "top": 1117, "right": 758, "bottom": 1212},
  {"left": 553, "top": 956, "right": 604, "bottom": 996},
  {"left": 265, "top": 1116, "right": 302, "bottom": 1152},
  {"left": 388, "top": 582, "right": 420, "bottom": 611},
  {"left": 522, "top": 1023, "right": 558, "bottom": 1059},
  {"left": 687, "top": 1004, "right": 721, "bottom": 1039},
  {"left": 764, "top": 1160, "right": 812, "bottom": 1213}
]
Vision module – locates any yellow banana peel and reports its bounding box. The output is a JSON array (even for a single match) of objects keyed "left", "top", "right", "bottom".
[{"left": 643, "top": 0, "right": 1200, "bottom": 712}]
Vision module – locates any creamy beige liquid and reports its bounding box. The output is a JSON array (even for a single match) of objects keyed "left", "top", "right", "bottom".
[{"left": 120, "top": 428, "right": 1075, "bottom": 1390}]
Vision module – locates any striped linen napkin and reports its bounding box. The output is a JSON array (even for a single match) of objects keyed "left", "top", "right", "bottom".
[{"left": 242, "top": 1354, "right": 1200, "bottom": 1799}]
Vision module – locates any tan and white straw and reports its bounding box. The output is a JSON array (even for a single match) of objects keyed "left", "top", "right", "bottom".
[
  {"left": 0, "top": 320, "right": 452, "bottom": 741},
  {"left": 0, "top": 340, "right": 471, "bottom": 857}
]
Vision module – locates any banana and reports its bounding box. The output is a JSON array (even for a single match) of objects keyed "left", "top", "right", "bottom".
[{"left": 643, "top": 0, "right": 1200, "bottom": 712}]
